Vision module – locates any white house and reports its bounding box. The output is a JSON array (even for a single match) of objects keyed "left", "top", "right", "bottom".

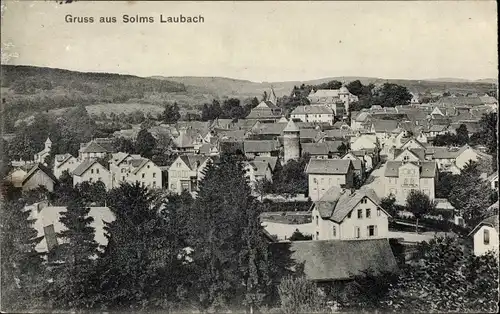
[
  {"left": 468, "top": 211, "right": 499, "bottom": 256},
  {"left": 383, "top": 160, "right": 438, "bottom": 204},
  {"left": 108, "top": 153, "right": 162, "bottom": 189},
  {"left": 26, "top": 203, "right": 115, "bottom": 254},
  {"left": 311, "top": 186, "right": 390, "bottom": 240},
  {"left": 290, "top": 105, "right": 335, "bottom": 125},
  {"left": 428, "top": 145, "right": 492, "bottom": 173},
  {"left": 72, "top": 159, "right": 112, "bottom": 190},
  {"left": 53, "top": 153, "right": 79, "bottom": 179},
  {"left": 167, "top": 155, "right": 212, "bottom": 195},
  {"left": 244, "top": 161, "right": 273, "bottom": 190},
  {"left": 350, "top": 134, "right": 379, "bottom": 151},
  {"left": 305, "top": 159, "right": 354, "bottom": 201},
  {"left": 486, "top": 172, "right": 498, "bottom": 190},
  {"left": 308, "top": 87, "right": 358, "bottom": 114}
]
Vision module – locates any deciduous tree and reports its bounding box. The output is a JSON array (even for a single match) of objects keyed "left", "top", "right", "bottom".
[{"left": 405, "top": 190, "right": 436, "bottom": 233}]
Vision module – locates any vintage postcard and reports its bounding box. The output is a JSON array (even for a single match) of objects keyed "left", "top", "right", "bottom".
[{"left": 0, "top": 1, "right": 498, "bottom": 313}]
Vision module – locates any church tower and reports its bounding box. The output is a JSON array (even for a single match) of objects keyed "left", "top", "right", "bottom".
[
  {"left": 45, "top": 137, "right": 52, "bottom": 151},
  {"left": 283, "top": 119, "right": 300, "bottom": 164}
]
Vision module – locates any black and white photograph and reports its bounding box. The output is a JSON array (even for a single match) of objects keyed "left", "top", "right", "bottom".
[{"left": 0, "top": 1, "right": 498, "bottom": 313}]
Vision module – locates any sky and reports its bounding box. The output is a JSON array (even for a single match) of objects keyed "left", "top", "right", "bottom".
[{"left": 1, "top": 1, "right": 498, "bottom": 82}]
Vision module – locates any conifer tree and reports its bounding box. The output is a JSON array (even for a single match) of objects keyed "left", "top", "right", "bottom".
[
  {"left": 0, "top": 200, "right": 45, "bottom": 311},
  {"left": 97, "top": 182, "right": 187, "bottom": 310},
  {"left": 187, "top": 155, "right": 274, "bottom": 311},
  {"left": 49, "top": 195, "right": 99, "bottom": 310}
]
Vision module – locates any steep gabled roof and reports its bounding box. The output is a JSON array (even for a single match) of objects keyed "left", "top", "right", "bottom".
[
  {"left": 54, "top": 153, "right": 75, "bottom": 168},
  {"left": 281, "top": 239, "right": 399, "bottom": 281},
  {"left": 178, "top": 155, "right": 211, "bottom": 171},
  {"left": 371, "top": 120, "right": 399, "bottom": 133},
  {"left": 315, "top": 186, "right": 382, "bottom": 222},
  {"left": 174, "top": 131, "right": 195, "bottom": 148},
  {"left": 72, "top": 159, "right": 104, "bottom": 176},
  {"left": 80, "top": 141, "right": 110, "bottom": 154},
  {"left": 254, "top": 156, "right": 279, "bottom": 172},
  {"left": 283, "top": 119, "right": 300, "bottom": 133},
  {"left": 305, "top": 159, "right": 352, "bottom": 175},
  {"left": 244, "top": 140, "right": 280, "bottom": 153},
  {"left": 246, "top": 161, "right": 271, "bottom": 177},
  {"left": 22, "top": 163, "right": 57, "bottom": 185},
  {"left": 468, "top": 212, "right": 499, "bottom": 236}
]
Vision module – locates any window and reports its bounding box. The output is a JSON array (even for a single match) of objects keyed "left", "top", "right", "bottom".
[
  {"left": 347, "top": 211, "right": 351, "bottom": 219},
  {"left": 357, "top": 209, "right": 362, "bottom": 219},
  {"left": 361, "top": 198, "right": 367, "bottom": 204},
  {"left": 170, "top": 184, "right": 175, "bottom": 189},
  {"left": 91, "top": 169, "right": 94, "bottom": 174},
  {"left": 366, "top": 208, "right": 371, "bottom": 218},
  {"left": 89, "top": 178, "right": 93, "bottom": 183},
  {"left": 316, "top": 216, "right": 319, "bottom": 226},
  {"left": 403, "top": 155, "right": 409, "bottom": 161},
  {"left": 122, "top": 176, "right": 125, "bottom": 181},
  {"left": 368, "top": 225, "right": 376, "bottom": 237},
  {"left": 377, "top": 209, "right": 381, "bottom": 216},
  {"left": 316, "top": 231, "right": 319, "bottom": 240},
  {"left": 484, "top": 229, "right": 490, "bottom": 245},
  {"left": 355, "top": 227, "right": 360, "bottom": 238},
  {"left": 332, "top": 225, "right": 336, "bottom": 237},
  {"left": 153, "top": 181, "right": 156, "bottom": 187},
  {"left": 153, "top": 173, "right": 156, "bottom": 178},
  {"left": 121, "top": 168, "right": 125, "bottom": 173},
  {"left": 96, "top": 168, "right": 100, "bottom": 174},
  {"left": 142, "top": 173, "right": 145, "bottom": 179},
  {"left": 147, "top": 165, "right": 150, "bottom": 169}
]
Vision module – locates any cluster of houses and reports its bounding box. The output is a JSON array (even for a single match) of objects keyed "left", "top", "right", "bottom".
[{"left": 5, "top": 86, "right": 498, "bottom": 286}]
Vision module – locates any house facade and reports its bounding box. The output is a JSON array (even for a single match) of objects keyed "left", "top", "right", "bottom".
[
  {"left": 469, "top": 213, "right": 499, "bottom": 256},
  {"left": 72, "top": 159, "right": 112, "bottom": 190},
  {"left": 305, "top": 159, "right": 354, "bottom": 201},
  {"left": 167, "top": 155, "right": 212, "bottom": 195},
  {"left": 21, "top": 164, "right": 57, "bottom": 192},
  {"left": 311, "top": 187, "right": 390, "bottom": 240},
  {"left": 290, "top": 105, "right": 335, "bottom": 125},
  {"left": 109, "top": 153, "right": 163, "bottom": 189},
  {"left": 244, "top": 161, "right": 273, "bottom": 190},
  {"left": 383, "top": 161, "right": 438, "bottom": 204},
  {"left": 53, "top": 153, "right": 79, "bottom": 179}
]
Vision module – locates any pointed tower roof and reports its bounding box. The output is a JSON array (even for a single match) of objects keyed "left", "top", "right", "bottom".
[
  {"left": 267, "top": 87, "right": 278, "bottom": 105},
  {"left": 283, "top": 119, "right": 300, "bottom": 133},
  {"left": 45, "top": 137, "right": 52, "bottom": 144}
]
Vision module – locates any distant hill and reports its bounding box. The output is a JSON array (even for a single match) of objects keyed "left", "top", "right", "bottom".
[
  {"left": 1, "top": 65, "right": 496, "bottom": 126},
  {"left": 158, "top": 75, "right": 497, "bottom": 97}
]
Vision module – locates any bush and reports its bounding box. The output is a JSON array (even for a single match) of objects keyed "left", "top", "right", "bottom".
[{"left": 277, "top": 276, "right": 327, "bottom": 314}]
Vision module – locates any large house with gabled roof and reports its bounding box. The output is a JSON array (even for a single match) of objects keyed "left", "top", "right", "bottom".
[
  {"left": 78, "top": 138, "right": 116, "bottom": 160},
  {"left": 290, "top": 105, "right": 335, "bottom": 125},
  {"left": 72, "top": 158, "right": 112, "bottom": 190},
  {"left": 22, "top": 163, "right": 58, "bottom": 192},
  {"left": 167, "top": 155, "right": 212, "bottom": 195},
  {"left": 108, "top": 152, "right": 162, "bottom": 189},
  {"left": 305, "top": 159, "right": 355, "bottom": 201},
  {"left": 246, "top": 89, "right": 283, "bottom": 122},
  {"left": 383, "top": 160, "right": 438, "bottom": 204},
  {"left": 311, "top": 186, "right": 391, "bottom": 240},
  {"left": 53, "top": 153, "right": 79, "bottom": 179}
]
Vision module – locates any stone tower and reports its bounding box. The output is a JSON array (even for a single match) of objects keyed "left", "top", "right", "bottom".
[{"left": 283, "top": 119, "right": 300, "bottom": 164}]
